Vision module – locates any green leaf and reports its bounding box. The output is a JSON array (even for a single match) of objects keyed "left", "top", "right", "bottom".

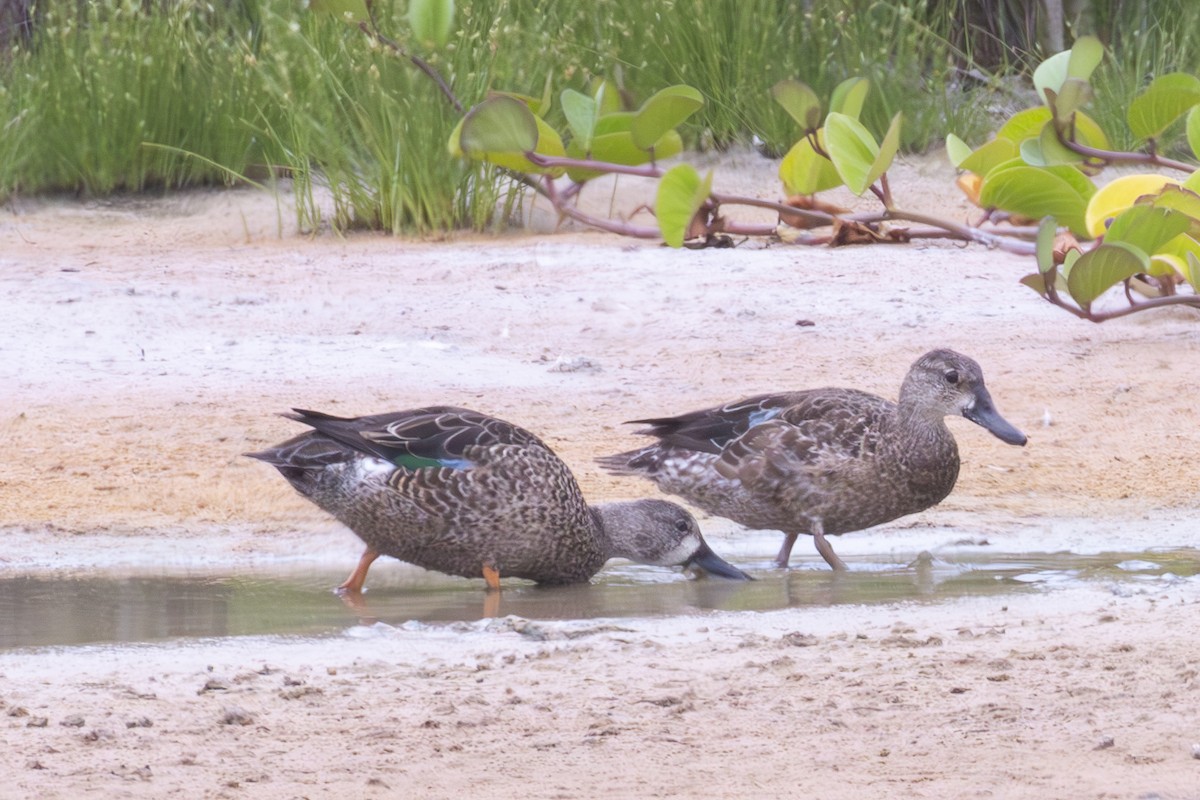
[
  {"left": 1036, "top": 217, "right": 1058, "bottom": 274},
  {"left": 1051, "top": 77, "right": 1093, "bottom": 125},
  {"left": 1103, "top": 205, "right": 1192, "bottom": 255},
  {"left": 778, "top": 132, "right": 843, "bottom": 195},
  {"left": 997, "top": 107, "right": 1053, "bottom": 142},
  {"left": 455, "top": 97, "right": 565, "bottom": 175},
  {"left": 565, "top": 130, "right": 683, "bottom": 181},
  {"left": 1184, "top": 169, "right": 1200, "bottom": 194},
  {"left": 1066, "top": 241, "right": 1150, "bottom": 310},
  {"left": 1020, "top": 272, "right": 1049, "bottom": 296},
  {"left": 595, "top": 111, "right": 635, "bottom": 136},
  {"left": 829, "top": 78, "right": 869, "bottom": 120},
  {"left": 459, "top": 96, "right": 538, "bottom": 156},
  {"left": 1033, "top": 50, "right": 1071, "bottom": 103},
  {"left": 631, "top": 85, "right": 704, "bottom": 151},
  {"left": 1021, "top": 120, "right": 1083, "bottom": 166},
  {"left": 979, "top": 165, "right": 1094, "bottom": 236},
  {"left": 656, "top": 164, "right": 713, "bottom": 248},
  {"left": 945, "top": 133, "right": 972, "bottom": 168},
  {"left": 958, "top": 138, "right": 1019, "bottom": 176},
  {"left": 308, "top": 0, "right": 370, "bottom": 24},
  {"left": 561, "top": 89, "right": 598, "bottom": 151},
  {"left": 1127, "top": 73, "right": 1200, "bottom": 141},
  {"left": 1033, "top": 37, "right": 1101, "bottom": 103},
  {"left": 407, "top": 0, "right": 455, "bottom": 47},
  {"left": 870, "top": 112, "right": 903, "bottom": 191},
  {"left": 1185, "top": 250, "right": 1200, "bottom": 288},
  {"left": 1066, "top": 36, "right": 1103, "bottom": 81},
  {"left": 772, "top": 79, "right": 822, "bottom": 131},
  {"left": 1073, "top": 110, "right": 1113, "bottom": 150},
  {"left": 824, "top": 112, "right": 881, "bottom": 196},
  {"left": 593, "top": 80, "right": 623, "bottom": 114},
  {"left": 1189, "top": 106, "right": 1200, "bottom": 161}
]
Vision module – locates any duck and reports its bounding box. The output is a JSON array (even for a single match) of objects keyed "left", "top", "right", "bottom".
[
  {"left": 245, "top": 406, "right": 751, "bottom": 593},
  {"left": 597, "top": 349, "right": 1027, "bottom": 571}
]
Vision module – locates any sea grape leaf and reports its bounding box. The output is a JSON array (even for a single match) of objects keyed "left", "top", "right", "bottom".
[
  {"left": 561, "top": 89, "right": 598, "bottom": 151},
  {"left": 565, "top": 130, "right": 683, "bottom": 181},
  {"left": 945, "top": 133, "right": 972, "bottom": 168},
  {"left": 772, "top": 79, "right": 822, "bottom": 131},
  {"left": 1033, "top": 36, "right": 1101, "bottom": 102},
  {"left": 454, "top": 96, "right": 565, "bottom": 175},
  {"left": 778, "top": 131, "right": 843, "bottom": 195},
  {"left": 829, "top": 77, "right": 869, "bottom": 120},
  {"left": 1102, "top": 205, "right": 1192, "bottom": 256},
  {"left": 407, "top": 0, "right": 455, "bottom": 47},
  {"left": 656, "top": 164, "right": 713, "bottom": 248},
  {"left": 1188, "top": 106, "right": 1200, "bottom": 161},
  {"left": 1127, "top": 73, "right": 1200, "bottom": 141},
  {"left": 825, "top": 112, "right": 889, "bottom": 196},
  {"left": 1066, "top": 241, "right": 1150, "bottom": 310},
  {"left": 958, "top": 138, "right": 1019, "bottom": 176},
  {"left": 979, "top": 165, "right": 1093, "bottom": 236},
  {"left": 1036, "top": 216, "right": 1058, "bottom": 274},
  {"left": 630, "top": 85, "right": 704, "bottom": 151}
]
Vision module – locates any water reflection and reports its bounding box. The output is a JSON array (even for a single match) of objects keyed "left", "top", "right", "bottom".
[{"left": 1, "top": 547, "right": 1196, "bottom": 650}]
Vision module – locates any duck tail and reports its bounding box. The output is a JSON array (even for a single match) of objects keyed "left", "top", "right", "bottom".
[{"left": 595, "top": 447, "right": 662, "bottom": 477}]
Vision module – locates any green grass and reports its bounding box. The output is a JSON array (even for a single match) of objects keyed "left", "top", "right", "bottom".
[{"left": 3, "top": 0, "right": 1196, "bottom": 233}]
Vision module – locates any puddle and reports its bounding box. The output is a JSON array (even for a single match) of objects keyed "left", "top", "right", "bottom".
[{"left": 2, "top": 547, "right": 1196, "bottom": 650}]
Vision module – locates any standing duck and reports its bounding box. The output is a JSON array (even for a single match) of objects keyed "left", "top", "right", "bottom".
[
  {"left": 246, "top": 406, "right": 750, "bottom": 592},
  {"left": 598, "top": 349, "right": 1027, "bottom": 570}
]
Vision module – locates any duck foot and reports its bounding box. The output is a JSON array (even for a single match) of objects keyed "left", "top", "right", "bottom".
[
  {"left": 336, "top": 548, "right": 380, "bottom": 595},
  {"left": 812, "top": 528, "right": 848, "bottom": 571}
]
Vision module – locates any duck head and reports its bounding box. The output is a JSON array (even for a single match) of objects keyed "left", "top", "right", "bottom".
[
  {"left": 904, "top": 349, "right": 1028, "bottom": 446},
  {"left": 596, "top": 499, "right": 752, "bottom": 580}
]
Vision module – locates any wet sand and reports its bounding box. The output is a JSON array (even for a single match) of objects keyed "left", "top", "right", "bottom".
[{"left": 2, "top": 152, "right": 1199, "bottom": 798}]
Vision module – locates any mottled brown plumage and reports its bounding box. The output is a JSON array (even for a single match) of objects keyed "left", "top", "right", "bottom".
[
  {"left": 598, "top": 350, "right": 1027, "bottom": 570},
  {"left": 246, "top": 406, "right": 749, "bottom": 592}
]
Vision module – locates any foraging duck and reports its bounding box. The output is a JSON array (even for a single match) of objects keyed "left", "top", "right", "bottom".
[
  {"left": 246, "top": 406, "right": 750, "bottom": 592},
  {"left": 598, "top": 349, "right": 1027, "bottom": 571}
]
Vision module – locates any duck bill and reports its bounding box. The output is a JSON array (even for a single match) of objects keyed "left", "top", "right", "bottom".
[
  {"left": 964, "top": 388, "right": 1027, "bottom": 446},
  {"left": 685, "top": 542, "right": 753, "bottom": 580}
]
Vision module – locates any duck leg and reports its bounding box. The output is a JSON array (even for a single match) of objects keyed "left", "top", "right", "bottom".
[
  {"left": 811, "top": 522, "right": 848, "bottom": 571},
  {"left": 336, "top": 547, "right": 380, "bottom": 594},
  {"left": 482, "top": 561, "right": 502, "bottom": 591},
  {"left": 774, "top": 532, "right": 800, "bottom": 568}
]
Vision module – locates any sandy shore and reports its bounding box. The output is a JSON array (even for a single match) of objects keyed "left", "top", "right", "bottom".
[{"left": 2, "top": 152, "right": 1199, "bottom": 798}]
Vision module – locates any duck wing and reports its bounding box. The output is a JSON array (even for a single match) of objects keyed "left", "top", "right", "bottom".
[
  {"left": 707, "top": 389, "right": 893, "bottom": 489},
  {"left": 286, "top": 406, "right": 547, "bottom": 471},
  {"left": 627, "top": 392, "right": 808, "bottom": 455}
]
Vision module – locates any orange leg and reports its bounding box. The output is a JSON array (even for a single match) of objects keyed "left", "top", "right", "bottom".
[
  {"left": 337, "top": 547, "right": 380, "bottom": 594},
  {"left": 482, "top": 561, "right": 501, "bottom": 591}
]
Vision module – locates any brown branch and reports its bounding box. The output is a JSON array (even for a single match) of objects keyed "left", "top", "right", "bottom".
[
  {"left": 358, "top": 22, "right": 463, "bottom": 113},
  {"left": 1058, "top": 130, "right": 1195, "bottom": 174}
]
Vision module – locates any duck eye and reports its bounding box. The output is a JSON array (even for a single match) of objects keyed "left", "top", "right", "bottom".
[
  {"left": 943, "top": 369, "right": 960, "bottom": 385},
  {"left": 674, "top": 518, "right": 691, "bottom": 533}
]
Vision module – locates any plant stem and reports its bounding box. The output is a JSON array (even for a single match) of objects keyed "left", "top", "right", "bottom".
[
  {"left": 358, "top": 22, "right": 464, "bottom": 113},
  {"left": 1059, "top": 135, "right": 1195, "bottom": 173}
]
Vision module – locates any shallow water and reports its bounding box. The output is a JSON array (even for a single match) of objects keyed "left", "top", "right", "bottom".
[{"left": 2, "top": 547, "right": 1196, "bottom": 650}]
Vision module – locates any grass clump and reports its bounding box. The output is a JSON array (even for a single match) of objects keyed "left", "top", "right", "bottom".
[{"left": 0, "top": 0, "right": 269, "bottom": 196}]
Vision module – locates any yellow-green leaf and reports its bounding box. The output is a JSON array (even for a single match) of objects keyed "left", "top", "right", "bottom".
[
  {"left": 829, "top": 77, "right": 869, "bottom": 120},
  {"left": 997, "top": 107, "right": 1053, "bottom": 143},
  {"left": 778, "top": 131, "right": 843, "bottom": 195},
  {"left": 656, "top": 164, "right": 713, "bottom": 248},
  {"left": 1103, "top": 205, "right": 1192, "bottom": 256},
  {"left": 945, "top": 133, "right": 972, "bottom": 168},
  {"left": 1066, "top": 241, "right": 1150, "bottom": 310},
  {"left": 824, "top": 112, "right": 880, "bottom": 196},
  {"left": 1036, "top": 217, "right": 1058, "bottom": 274},
  {"left": 407, "top": 0, "right": 455, "bottom": 48},
  {"left": 772, "top": 79, "right": 822, "bottom": 131},
  {"left": 1127, "top": 73, "right": 1200, "bottom": 141},
  {"left": 631, "top": 85, "right": 704, "bottom": 151},
  {"left": 979, "top": 165, "right": 1094, "bottom": 236},
  {"left": 959, "top": 138, "right": 1019, "bottom": 176},
  {"left": 1189, "top": 106, "right": 1200, "bottom": 161}
]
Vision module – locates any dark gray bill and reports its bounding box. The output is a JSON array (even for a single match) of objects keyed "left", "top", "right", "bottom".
[
  {"left": 685, "top": 542, "right": 753, "bottom": 580},
  {"left": 964, "top": 387, "right": 1027, "bottom": 446}
]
